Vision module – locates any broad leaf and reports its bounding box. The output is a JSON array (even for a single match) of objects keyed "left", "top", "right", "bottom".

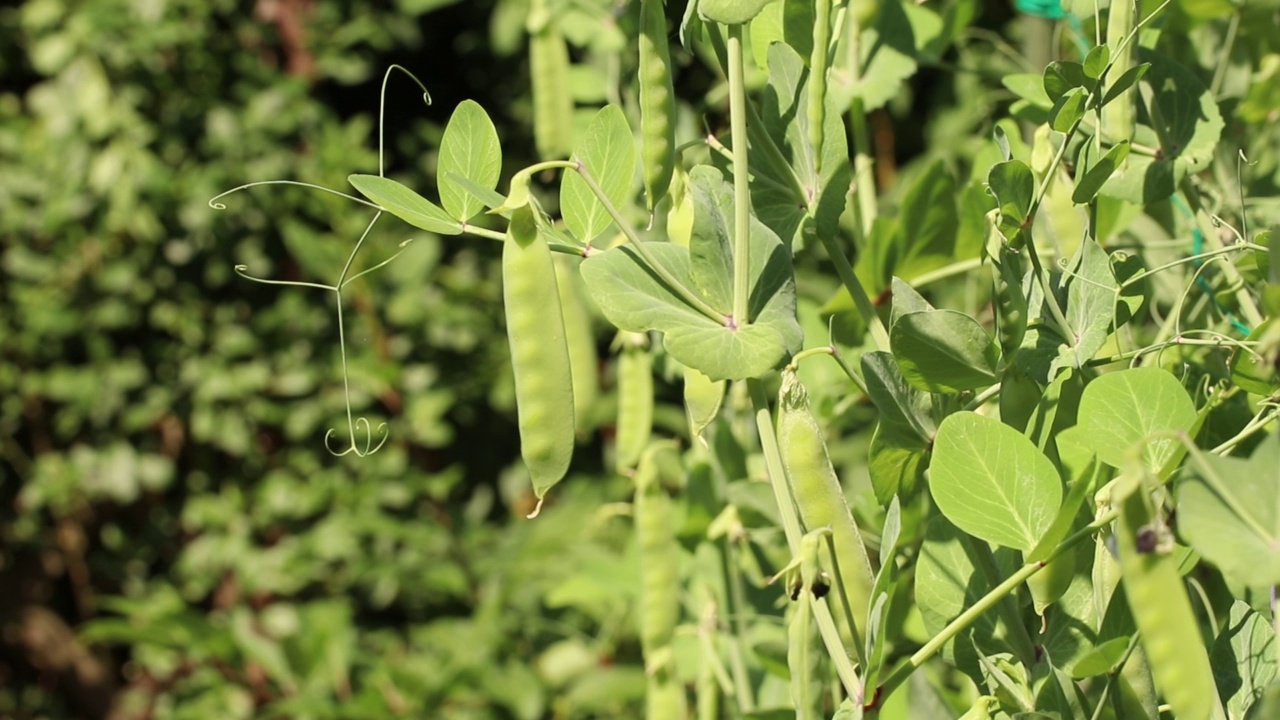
[
  {"left": 560, "top": 105, "right": 636, "bottom": 244},
  {"left": 1210, "top": 601, "right": 1277, "bottom": 720},
  {"left": 930, "top": 411, "right": 1062, "bottom": 552},
  {"left": 891, "top": 310, "right": 999, "bottom": 393},
  {"left": 1177, "top": 434, "right": 1280, "bottom": 587},
  {"left": 1083, "top": 45, "right": 1110, "bottom": 80},
  {"left": 698, "top": 0, "right": 774, "bottom": 24},
  {"left": 1051, "top": 239, "right": 1117, "bottom": 373},
  {"left": 348, "top": 174, "right": 462, "bottom": 235},
  {"left": 1050, "top": 88, "right": 1087, "bottom": 133},
  {"left": 987, "top": 160, "right": 1035, "bottom": 247},
  {"left": 1072, "top": 142, "right": 1130, "bottom": 204},
  {"left": 1077, "top": 367, "right": 1196, "bottom": 476},
  {"left": 438, "top": 100, "right": 502, "bottom": 222},
  {"left": 1043, "top": 61, "right": 1092, "bottom": 101}
]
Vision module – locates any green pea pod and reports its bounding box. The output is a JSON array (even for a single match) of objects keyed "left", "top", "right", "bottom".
[
  {"left": 999, "top": 364, "right": 1040, "bottom": 433},
  {"left": 504, "top": 205, "right": 576, "bottom": 503},
  {"left": 615, "top": 334, "right": 654, "bottom": 471},
  {"left": 992, "top": 245, "right": 1028, "bottom": 362},
  {"left": 529, "top": 0, "right": 573, "bottom": 160},
  {"left": 634, "top": 445, "right": 680, "bottom": 667},
  {"left": 807, "top": 0, "right": 830, "bottom": 175},
  {"left": 554, "top": 256, "right": 599, "bottom": 435},
  {"left": 1113, "top": 458, "right": 1220, "bottom": 720},
  {"left": 789, "top": 532, "right": 824, "bottom": 720},
  {"left": 646, "top": 673, "right": 687, "bottom": 720},
  {"left": 638, "top": 0, "right": 676, "bottom": 212},
  {"left": 776, "top": 370, "right": 874, "bottom": 637}
]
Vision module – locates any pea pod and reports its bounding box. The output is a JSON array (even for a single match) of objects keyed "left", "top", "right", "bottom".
[
  {"left": 776, "top": 369, "right": 874, "bottom": 637},
  {"left": 638, "top": 0, "right": 676, "bottom": 212},
  {"left": 615, "top": 333, "right": 654, "bottom": 471},
  {"left": 991, "top": 245, "right": 1028, "bottom": 362},
  {"left": 554, "top": 256, "right": 599, "bottom": 434},
  {"left": 528, "top": 0, "right": 573, "bottom": 160},
  {"left": 504, "top": 205, "right": 575, "bottom": 502},
  {"left": 634, "top": 444, "right": 681, "bottom": 672},
  {"left": 1113, "top": 457, "right": 1220, "bottom": 720},
  {"left": 788, "top": 532, "right": 824, "bottom": 720},
  {"left": 807, "top": 0, "right": 830, "bottom": 175}
]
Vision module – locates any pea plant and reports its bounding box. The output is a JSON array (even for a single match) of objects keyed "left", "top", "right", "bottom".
[{"left": 214, "top": 0, "right": 1280, "bottom": 717}]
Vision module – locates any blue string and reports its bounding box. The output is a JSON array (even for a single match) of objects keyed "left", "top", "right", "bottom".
[{"left": 1014, "top": 0, "right": 1092, "bottom": 62}]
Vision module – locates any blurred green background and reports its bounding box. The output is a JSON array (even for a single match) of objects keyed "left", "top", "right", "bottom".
[{"left": 0, "top": 0, "right": 1106, "bottom": 716}]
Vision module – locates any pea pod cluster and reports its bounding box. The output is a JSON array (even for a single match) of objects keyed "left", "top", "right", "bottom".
[
  {"left": 503, "top": 205, "right": 576, "bottom": 501},
  {"left": 776, "top": 369, "right": 875, "bottom": 637},
  {"left": 615, "top": 333, "right": 654, "bottom": 471}
]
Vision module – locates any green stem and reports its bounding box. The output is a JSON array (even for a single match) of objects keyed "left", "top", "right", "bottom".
[
  {"left": 871, "top": 508, "right": 1119, "bottom": 708},
  {"left": 817, "top": 233, "right": 891, "bottom": 352},
  {"left": 1180, "top": 180, "right": 1265, "bottom": 328},
  {"left": 967, "top": 536, "right": 1039, "bottom": 668},
  {"left": 727, "top": 25, "right": 752, "bottom": 327},
  {"left": 846, "top": 15, "right": 877, "bottom": 241}
]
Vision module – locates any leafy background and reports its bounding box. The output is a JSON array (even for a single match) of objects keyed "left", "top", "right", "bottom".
[{"left": 2, "top": 0, "right": 1277, "bottom": 718}]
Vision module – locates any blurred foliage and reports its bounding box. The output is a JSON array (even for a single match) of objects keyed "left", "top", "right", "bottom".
[{"left": 4, "top": 0, "right": 1277, "bottom": 718}]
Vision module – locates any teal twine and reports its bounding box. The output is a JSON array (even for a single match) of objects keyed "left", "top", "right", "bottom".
[
  {"left": 1174, "top": 195, "right": 1253, "bottom": 336},
  {"left": 1016, "top": 0, "right": 1068, "bottom": 20}
]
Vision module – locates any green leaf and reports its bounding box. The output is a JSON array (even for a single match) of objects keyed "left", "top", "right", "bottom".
[
  {"left": 868, "top": 425, "right": 929, "bottom": 504},
  {"left": 1101, "top": 52, "right": 1222, "bottom": 204},
  {"left": 1052, "top": 239, "right": 1118, "bottom": 373},
  {"left": 1077, "top": 367, "right": 1197, "bottom": 476},
  {"left": 1049, "top": 88, "right": 1087, "bottom": 133},
  {"left": 1069, "top": 636, "right": 1131, "bottom": 678},
  {"left": 1210, "top": 601, "right": 1278, "bottom": 720},
  {"left": 1231, "top": 319, "right": 1280, "bottom": 395},
  {"left": 445, "top": 172, "right": 507, "bottom": 213},
  {"left": 698, "top": 0, "right": 774, "bottom": 24},
  {"left": 1043, "top": 61, "right": 1091, "bottom": 102},
  {"left": 930, "top": 411, "right": 1062, "bottom": 551},
  {"left": 1101, "top": 63, "right": 1151, "bottom": 108},
  {"left": 834, "top": 0, "right": 919, "bottom": 113},
  {"left": 891, "top": 310, "right": 999, "bottom": 393},
  {"left": 560, "top": 105, "right": 636, "bottom": 244},
  {"left": 348, "top": 174, "right": 462, "bottom": 235},
  {"left": 1084, "top": 45, "right": 1111, "bottom": 80},
  {"left": 1177, "top": 434, "right": 1280, "bottom": 587},
  {"left": 987, "top": 160, "right": 1035, "bottom": 247},
  {"left": 437, "top": 100, "right": 502, "bottom": 222},
  {"left": 687, "top": 167, "right": 737, "bottom": 311},
  {"left": 1072, "top": 142, "right": 1130, "bottom": 204},
  {"left": 580, "top": 212, "right": 802, "bottom": 382},
  {"left": 1003, "top": 73, "right": 1052, "bottom": 108},
  {"left": 861, "top": 350, "right": 935, "bottom": 440}
]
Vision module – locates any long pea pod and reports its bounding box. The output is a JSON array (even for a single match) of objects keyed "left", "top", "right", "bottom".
[
  {"left": 776, "top": 369, "right": 874, "bottom": 638},
  {"left": 807, "top": 0, "right": 830, "bottom": 176},
  {"left": 634, "top": 445, "right": 688, "bottom": 720},
  {"left": 1112, "top": 456, "right": 1222, "bottom": 720},
  {"left": 528, "top": 0, "right": 573, "bottom": 160},
  {"left": 638, "top": 0, "right": 676, "bottom": 212},
  {"left": 788, "top": 532, "right": 825, "bottom": 720},
  {"left": 615, "top": 333, "right": 655, "bottom": 471},
  {"left": 554, "top": 256, "right": 600, "bottom": 435},
  {"left": 504, "top": 205, "right": 576, "bottom": 509}
]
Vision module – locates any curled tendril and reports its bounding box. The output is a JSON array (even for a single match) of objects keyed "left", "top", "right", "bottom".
[
  {"left": 324, "top": 417, "right": 391, "bottom": 458},
  {"left": 208, "top": 179, "right": 378, "bottom": 212}
]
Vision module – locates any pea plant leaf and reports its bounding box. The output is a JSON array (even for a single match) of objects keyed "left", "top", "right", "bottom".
[
  {"left": 348, "top": 174, "right": 463, "bottom": 235},
  {"left": 687, "top": 166, "right": 737, "bottom": 311},
  {"left": 863, "top": 350, "right": 936, "bottom": 503},
  {"left": 987, "top": 160, "right": 1035, "bottom": 247},
  {"left": 1210, "top": 600, "right": 1278, "bottom": 720},
  {"left": 1072, "top": 141, "right": 1130, "bottom": 204},
  {"left": 891, "top": 310, "right": 1000, "bottom": 393},
  {"left": 437, "top": 99, "right": 502, "bottom": 222},
  {"left": 698, "top": 0, "right": 774, "bottom": 24},
  {"left": 560, "top": 104, "right": 636, "bottom": 244},
  {"left": 1177, "top": 433, "right": 1280, "bottom": 588},
  {"left": 1050, "top": 239, "right": 1117, "bottom": 374},
  {"left": 929, "top": 411, "right": 1062, "bottom": 552},
  {"left": 1077, "top": 367, "right": 1196, "bottom": 476},
  {"left": 580, "top": 171, "right": 803, "bottom": 381},
  {"left": 1102, "top": 50, "right": 1223, "bottom": 204}
]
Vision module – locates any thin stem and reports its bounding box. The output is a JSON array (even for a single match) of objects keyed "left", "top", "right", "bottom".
[
  {"left": 209, "top": 179, "right": 380, "bottom": 212},
  {"left": 378, "top": 65, "right": 432, "bottom": 177},
  {"left": 964, "top": 382, "right": 1003, "bottom": 411},
  {"left": 727, "top": 24, "right": 752, "bottom": 327},
  {"left": 1210, "top": 406, "right": 1279, "bottom": 456},
  {"left": 871, "top": 508, "right": 1119, "bottom": 708},
  {"left": 817, "top": 233, "right": 891, "bottom": 352},
  {"left": 1181, "top": 180, "right": 1264, "bottom": 328}
]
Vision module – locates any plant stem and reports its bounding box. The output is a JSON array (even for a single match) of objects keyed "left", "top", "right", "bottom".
[
  {"left": 727, "top": 25, "right": 752, "bottom": 327},
  {"left": 817, "top": 233, "right": 891, "bottom": 352},
  {"left": 870, "top": 508, "right": 1119, "bottom": 708},
  {"left": 845, "top": 14, "right": 877, "bottom": 241},
  {"left": 1180, "top": 179, "right": 1264, "bottom": 328}
]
